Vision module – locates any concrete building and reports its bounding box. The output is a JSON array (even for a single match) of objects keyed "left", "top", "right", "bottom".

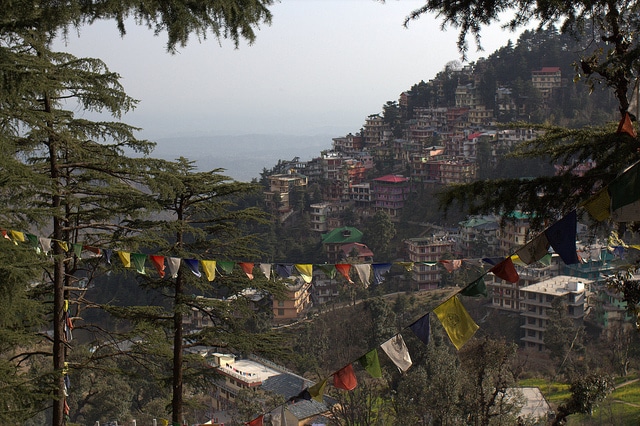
[
  {"left": 371, "top": 174, "right": 411, "bottom": 220},
  {"left": 520, "top": 275, "right": 590, "bottom": 351},
  {"left": 263, "top": 173, "right": 308, "bottom": 222},
  {"left": 405, "top": 235, "right": 455, "bottom": 290},
  {"left": 273, "top": 278, "right": 312, "bottom": 324},
  {"left": 321, "top": 226, "right": 364, "bottom": 263},
  {"left": 531, "top": 66, "right": 562, "bottom": 100}
]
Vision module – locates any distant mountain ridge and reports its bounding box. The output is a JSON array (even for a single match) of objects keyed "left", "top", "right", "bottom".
[{"left": 152, "top": 133, "right": 334, "bottom": 182}]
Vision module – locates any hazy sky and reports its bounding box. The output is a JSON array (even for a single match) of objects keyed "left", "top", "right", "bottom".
[{"left": 57, "top": 0, "right": 523, "bottom": 140}]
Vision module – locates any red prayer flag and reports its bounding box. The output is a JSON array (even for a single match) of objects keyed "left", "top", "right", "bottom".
[
  {"left": 617, "top": 112, "right": 637, "bottom": 138},
  {"left": 333, "top": 363, "right": 357, "bottom": 390},
  {"left": 335, "top": 264, "right": 354, "bottom": 283},
  {"left": 149, "top": 255, "right": 166, "bottom": 278},
  {"left": 239, "top": 262, "right": 255, "bottom": 280},
  {"left": 489, "top": 257, "right": 519, "bottom": 283},
  {"left": 245, "top": 414, "right": 263, "bottom": 426}
]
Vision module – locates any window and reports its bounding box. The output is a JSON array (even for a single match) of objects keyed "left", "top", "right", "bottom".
[{"left": 278, "top": 308, "right": 285, "bottom": 316}]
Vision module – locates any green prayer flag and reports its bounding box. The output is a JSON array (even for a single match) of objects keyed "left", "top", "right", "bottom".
[
  {"left": 217, "top": 260, "right": 235, "bottom": 274},
  {"left": 358, "top": 349, "right": 382, "bottom": 378},
  {"left": 460, "top": 276, "right": 487, "bottom": 297},
  {"left": 131, "top": 253, "right": 147, "bottom": 275}
]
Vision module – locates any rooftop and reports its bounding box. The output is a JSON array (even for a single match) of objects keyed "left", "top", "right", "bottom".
[{"left": 521, "top": 275, "right": 592, "bottom": 296}]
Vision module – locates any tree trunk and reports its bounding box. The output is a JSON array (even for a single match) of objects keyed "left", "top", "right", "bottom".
[{"left": 172, "top": 268, "right": 184, "bottom": 425}]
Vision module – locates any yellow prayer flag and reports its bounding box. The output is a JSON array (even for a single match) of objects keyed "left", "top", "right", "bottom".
[
  {"left": 433, "top": 295, "right": 479, "bottom": 350},
  {"left": 308, "top": 378, "right": 327, "bottom": 402},
  {"left": 57, "top": 241, "right": 69, "bottom": 252},
  {"left": 201, "top": 260, "right": 217, "bottom": 282},
  {"left": 10, "top": 230, "right": 25, "bottom": 243},
  {"left": 295, "top": 264, "right": 313, "bottom": 283},
  {"left": 510, "top": 254, "right": 526, "bottom": 266},
  {"left": 580, "top": 188, "right": 611, "bottom": 221},
  {"left": 117, "top": 251, "right": 131, "bottom": 268}
]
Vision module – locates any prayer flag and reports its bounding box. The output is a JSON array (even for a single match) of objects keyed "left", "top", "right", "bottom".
[
  {"left": 295, "top": 264, "right": 313, "bottom": 283},
  {"left": 25, "top": 233, "right": 40, "bottom": 252},
  {"left": 489, "top": 257, "right": 519, "bottom": 283},
  {"left": 372, "top": 263, "right": 392, "bottom": 285},
  {"left": 72, "top": 243, "right": 82, "bottom": 258},
  {"left": 117, "top": 251, "right": 131, "bottom": 268},
  {"left": 149, "top": 255, "right": 166, "bottom": 278},
  {"left": 460, "top": 276, "right": 487, "bottom": 297},
  {"left": 395, "top": 261, "right": 414, "bottom": 271},
  {"left": 10, "top": 230, "right": 25, "bottom": 243},
  {"left": 610, "top": 161, "right": 640, "bottom": 222},
  {"left": 617, "top": 111, "right": 637, "bottom": 137},
  {"left": 333, "top": 364, "right": 357, "bottom": 390},
  {"left": 358, "top": 349, "right": 382, "bottom": 378},
  {"left": 259, "top": 263, "right": 272, "bottom": 280},
  {"left": 335, "top": 264, "right": 354, "bottom": 283},
  {"left": 276, "top": 264, "right": 293, "bottom": 278},
  {"left": 516, "top": 233, "right": 550, "bottom": 265},
  {"left": 380, "top": 334, "right": 412, "bottom": 372},
  {"left": 246, "top": 415, "right": 263, "bottom": 426},
  {"left": 57, "top": 240, "right": 68, "bottom": 252},
  {"left": 439, "top": 259, "right": 462, "bottom": 273},
  {"left": 184, "top": 258, "right": 201, "bottom": 277},
  {"left": 103, "top": 248, "right": 113, "bottom": 265},
  {"left": 218, "top": 261, "right": 235, "bottom": 274},
  {"left": 131, "top": 253, "right": 147, "bottom": 275},
  {"left": 239, "top": 262, "right": 254, "bottom": 279},
  {"left": 167, "top": 257, "right": 181, "bottom": 278},
  {"left": 409, "top": 313, "right": 430, "bottom": 345},
  {"left": 545, "top": 210, "right": 580, "bottom": 264},
  {"left": 39, "top": 237, "right": 52, "bottom": 254},
  {"left": 308, "top": 378, "right": 328, "bottom": 402},
  {"left": 201, "top": 260, "right": 217, "bottom": 282},
  {"left": 433, "top": 295, "right": 479, "bottom": 350},
  {"left": 581, "top": 188, "right": 611, "bottom": 221},
  {"left": 353, "top": 264, "right": 371, "bottom": 287},
  {"left": 318, "top": 264, "right": 337, "bottom": 279}
]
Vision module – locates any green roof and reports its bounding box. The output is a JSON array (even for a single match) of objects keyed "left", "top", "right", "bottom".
[{"left": 321, "top": 226, "right": 363, "bottom": 244}]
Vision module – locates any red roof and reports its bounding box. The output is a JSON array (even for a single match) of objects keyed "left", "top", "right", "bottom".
[
  {"left": 373, "top": 174, "right": 408, "bottom": 183},
  {"left": 538, "top": 67, "right": 561, "bottom": 73},
  {"left": 340, "top": 242, "right": 374, "bottom": 258},
  {"left": 467, "top": 132, "right": 483, "bottom": 140}
]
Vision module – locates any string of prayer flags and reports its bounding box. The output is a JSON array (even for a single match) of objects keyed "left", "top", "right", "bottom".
[
  {"left": 460, "top": 276, "right": 487, "bottom": 297},
  {"left": 489, "top": 257, "right": 519, "bottom": 283},
  {"left": 610, "top": 161, "right": 640, "bottom": 222},
  {"left": 544, "top": 210, "right": 580, "bottom": 264},
  {"left": 276, "top": 264, "right": 293, "bottom": 279},
  {"left": 353, "top": 264, "right": 371, "bottom": 287},
  {"left": 218, "top": 261, "right": 235, "bottom": 275},
  {"left": 433, "top": 295, "right": 479, "bottom": 350},
  {"left": 184, "top": 258, "right": 201, "bottom": 278},
  {"left": 335, "top": 264, "right": 354, "bottom": 283},
  {"left": 358, "top": 349, "right": 383, "bottom": 378},
  {"left": 409, "top": 313, "right": 431, "bottom": 345},
  {"left": 380, "top": 334, "right": 412, "bottom": 373},
  {"left": 117, "top": 251, "right": 131, "bottom": 268},
  {"left": 239, "top": 262, "right": 254, "bottom": 280},
  {"left": 259, "top": 263, "right": 272, "bottom": 280},
  {"left": 295, "top": 264, "right": 313, "bottom": 283},
  {"left": 333, "top": 364, "right": 357, "bottom": 391},
  {"left": 439, "top": 259, "right": 462, "bottom": 273},
  {"left": 201, "top": 260, "right": 217, "bottom": 282},
  {"left": 372, "top": 263, "right": 392, "bottom": 285}
]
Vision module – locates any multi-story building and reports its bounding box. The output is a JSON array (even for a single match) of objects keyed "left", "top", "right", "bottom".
[
  {"left": 332, "top": 133, "right": 363, "bottom": 154},
  {"left": 263, "top": 173, "right": 308, "bottom": 222},
  {"left": 310, "top": 202, "right": 351, "bottom": 233},
  {"left": 349, "top": 182, "right": 372, "bottom": 208},
  {"left": 531, "top": 66, "right": 562, "bottom": 100},
  {"left": 520, "top": 276, "right": 590, "bottom": 351},
  {"left": 208, "top": 353, "right": 331, "bottom": 424},
  {"left": 458, "top": 215, "right": 500, "bottom": 257},
  {"left": 273, "top": 278, "right": 312, "bottom": 324},
  {"left": 371, "top": 174, "right": 411, "bottom": 220},
  {"left": 363, "top": 114, "right": 390, "bottom": 147},
  {"left": 405, "top": 235, "right": 455, "bottom": 290},
  {"left": 321, "top": 226, "right": 364, "bottom": 263},
  {"left": 497, "top": 211, "right": 532, "bottom": 256}
]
